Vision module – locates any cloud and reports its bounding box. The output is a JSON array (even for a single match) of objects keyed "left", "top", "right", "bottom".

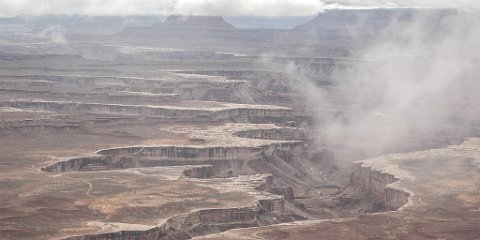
[
  {"left": 37, "top": 25, "right": 67, "bottom": 43},
  {"left": 273, "top": 11, "right": 480, "bottom": 157},
  {"left": 1, "top": 0, "right": 479, "bottom": 18},
  {"left": 0, "top": 0, "right": 176, "bottom": 17},
  {"left": 328, "top": 0, "right": 480, "bottom": 10},
  {"left": 174, "top": 0, "right": 327, "bottom": 16},
  {"left": 0, "top": 0, "right": 325, "bottom": 17}
]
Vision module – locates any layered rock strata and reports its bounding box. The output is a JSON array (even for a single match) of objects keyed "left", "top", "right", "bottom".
[
  {"left": 64, "top": 174, "right": 290, "bottom": 240},
  {"left": 347, "top": 164, "right": 410, "bottom": 211},
  {"left": 2, "top": 100, "right": 292, "bottom": 120}
]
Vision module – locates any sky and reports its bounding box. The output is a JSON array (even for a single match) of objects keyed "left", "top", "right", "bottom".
[{"left": 0, "top": 0, "right": 479, "bottom": 17}]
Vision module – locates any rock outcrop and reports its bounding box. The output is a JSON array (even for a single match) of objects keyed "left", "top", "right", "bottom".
[
  {"left": 234, "top": 128, "right": 305, "bottom": 140},
  {"left": 340, "top": 163, "right": 410, "bottom": 212},
  {"left": 183, "top": 165, "right": 215, "bottom": 179},
  {"left": 42, "top": 156, "right": 108, "bottom": 172},
  {"left": 160, "top": 15, "right": 237, "bottom": 30},
  {"left": 0, "top": 74, "right": 252, "bottom": 103},
  {"left": 294, "top": 8, "right": 459, "bottom": 43},
  {"left": 42, "top": 142, "right": 305, "bottom": 175},
  {"left": 2, "top": 100, "right": 292, "bottom": 120},
  {"left": 119, "top": 15, "right": 239, "bottom": 40}
]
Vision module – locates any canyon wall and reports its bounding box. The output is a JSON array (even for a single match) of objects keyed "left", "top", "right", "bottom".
[
  {"left": 2, "top": 101, "right": 292, "bottom": 120},
  {"left": 64, "top": 177, "right": 289, "bottom": 240},
  {"left": 42, "top": 143, "right": 305, "bottom": 175},
  {"left": 346, "top": 164, "right": 410, "bottom": 211}
]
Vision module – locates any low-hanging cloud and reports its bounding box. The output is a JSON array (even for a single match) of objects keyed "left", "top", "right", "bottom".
[
  {"left": 274, "top": 11, "right": 480, "bottom": 159},
  {"left": 325, "top": 0, "right": 480, "bottom": 10},
  {"left": 1, "top": 0, "right": 480, "bottom": 18},
  {"left": 0, "top": 0, "right": 323, "bottom": 17},
  {"left": 37, "top": 25, "right": 67, "bottom": 43}
]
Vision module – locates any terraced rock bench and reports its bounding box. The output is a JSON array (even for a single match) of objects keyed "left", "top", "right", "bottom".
[{"left": 2, "top": 100, "right": 293, "bottom": 120}]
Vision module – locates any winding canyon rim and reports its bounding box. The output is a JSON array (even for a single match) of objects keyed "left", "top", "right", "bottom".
[{"left": 1, "top": 1, "right": 480, "bottom": 240}]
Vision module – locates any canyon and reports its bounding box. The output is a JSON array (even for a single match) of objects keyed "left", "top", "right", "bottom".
[{"left": 0, "top": 8, "right": 479, "bottom": 240}]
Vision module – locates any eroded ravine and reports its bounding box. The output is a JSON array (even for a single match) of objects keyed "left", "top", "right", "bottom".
[
  {"left": 2, "top": 70, "right": 414, "bottom": 240},
  {"left": 38, "top": 124, "right": 310, "bottom": 239},
  {"left": 192, "top": 139, "right": 480, "bottom": 240},
  {"left": 39, "top": 122, "right": 413, "bottom": 240}
]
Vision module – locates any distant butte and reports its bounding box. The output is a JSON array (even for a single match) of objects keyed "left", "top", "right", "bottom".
[{"left": 158, "top": 15, "right": 237, "bottom": 30}]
